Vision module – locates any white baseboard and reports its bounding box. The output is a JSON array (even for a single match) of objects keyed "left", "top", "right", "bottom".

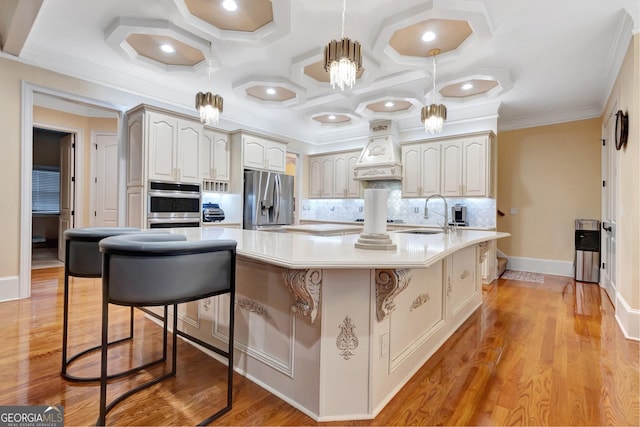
[
  {"left": 0, "top": 276, "right": 20, "bottom": 302},
  {"left": 504, "top": 256, "right": 573, "bottom": 277},
  {"left": 615, "top": 292, "right": 640, "bottom": 341}
]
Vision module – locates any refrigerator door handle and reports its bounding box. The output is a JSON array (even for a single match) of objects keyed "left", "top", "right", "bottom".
[{"left": 274, "top": 174, "right": 281, "bottom": 221}]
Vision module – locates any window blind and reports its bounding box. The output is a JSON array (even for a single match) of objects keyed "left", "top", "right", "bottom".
[{"left": 32, "top": 168, "right": 60, "bottom": 213}]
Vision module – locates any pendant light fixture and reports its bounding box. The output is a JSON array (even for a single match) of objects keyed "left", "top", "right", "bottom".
[
  {"left": 323, "top": 0, "right": 362, "bottom": 91},
  {"left": 196, "top": 45, "right": 223, "bottom": 126},
  {"left": 421, "top": 48, "right": 447, "bottom": 134}
]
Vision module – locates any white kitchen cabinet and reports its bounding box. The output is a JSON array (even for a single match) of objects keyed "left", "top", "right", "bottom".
[
  {"left": 401, "top": 143, "right": 440, "bottom": 197},
  {"left": 242, "top": 134, "right": 286, "bottom": 172},
  {"left": 147, "top": 111, "right": 201, "bottom": 184},
  {"left": 200, "top": 129, "right": 230, "bottom": 182},
  {"left": 441, "top": 135, "right": 491, "bottom": 197},
  {"left": 308, "top": 150, "right": 361, "bottom": 199},
  {"left": 401, "top": 132, "right": 495, "bottom": 198}
]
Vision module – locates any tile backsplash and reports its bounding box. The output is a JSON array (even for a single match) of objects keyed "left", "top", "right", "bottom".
[{"left": 300, "top": 181, "right": 496, "bottom": 228}]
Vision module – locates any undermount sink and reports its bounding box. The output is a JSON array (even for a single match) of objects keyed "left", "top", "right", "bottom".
[{"left": 396, "top": 229, "right": 444, "bottom": 235}]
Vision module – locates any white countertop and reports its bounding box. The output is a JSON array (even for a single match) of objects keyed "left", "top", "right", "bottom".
[
  {"left": 280, "top": 224, "right": 363, "bottom": 235},
  {"left": 172, "top": 227, "right": 509, "bottom": 270}
]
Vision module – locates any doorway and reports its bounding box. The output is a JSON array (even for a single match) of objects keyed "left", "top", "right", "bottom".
[
  {"left": 31, "top": 128, "right": 75, "bottom": 269},
  {"left": 19, "top": 85, "right": 123, "bottom": 299}
]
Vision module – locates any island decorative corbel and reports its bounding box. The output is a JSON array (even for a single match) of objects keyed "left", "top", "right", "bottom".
[
  {"left": 282, "top": 269, "right": 322, "bottom": 324},
  {"left": 375, "top": 269, "right": 411, "bottom": 321}
]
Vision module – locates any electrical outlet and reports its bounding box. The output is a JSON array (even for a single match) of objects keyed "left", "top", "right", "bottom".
[
  {"left": 359, "top": 206, "right": 363, "bottom": 212},
  {"left": 510, "top": 208, "right": 519, "bottom": 215},
  {"left": 414, "top": 207, "right": 419, "bottom": 213}
]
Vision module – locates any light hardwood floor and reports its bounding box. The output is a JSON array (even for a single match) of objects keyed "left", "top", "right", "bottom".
[{"left": 0, "top": 268, "right": 637, "bottom": 426}]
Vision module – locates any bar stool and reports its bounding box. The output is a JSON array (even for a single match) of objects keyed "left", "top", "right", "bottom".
[
  {"left": 97, "top": 232, "right": 236, "bottom": 426},
  {"left": 61, "top": 226, "right": 143, "bottom": 382}
]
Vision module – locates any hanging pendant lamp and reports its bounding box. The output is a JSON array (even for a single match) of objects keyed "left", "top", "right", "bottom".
[
  {"left": 196, "top": 46, "right": 223, "bottom": 125},
  {"left": 323, "top": 0, "right": 362, "bottom": 91},
  {"left": 421, "top": 48, "right": 447, "bottom": 134}
]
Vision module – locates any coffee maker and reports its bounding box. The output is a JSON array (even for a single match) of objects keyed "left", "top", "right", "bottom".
[{"left": 450, "top": 204, "right": 467, "bottom": 226}]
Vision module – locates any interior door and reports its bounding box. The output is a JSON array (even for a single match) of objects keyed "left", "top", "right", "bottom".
[
  {"left": 94, "top": 133, "right": 118, "bottom": 226},
  {"left": 601, "top": 108, "right": 617, "bottom": 298},
  {"left": 58, "top": 134, "right": 75, "bottom": 261}
]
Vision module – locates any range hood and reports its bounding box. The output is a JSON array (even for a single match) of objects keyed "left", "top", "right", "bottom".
[{"left": 353, "top": 120, "right": 402, "bottom": 181}]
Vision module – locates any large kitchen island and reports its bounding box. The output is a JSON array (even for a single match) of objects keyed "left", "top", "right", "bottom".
[{"left": 167, "top": 227, "right": 509, "bottom": 422}]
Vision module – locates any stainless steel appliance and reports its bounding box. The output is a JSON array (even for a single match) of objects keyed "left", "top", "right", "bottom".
[
  {"left": 147, "top": 181, "right": 201, "bottom": 228},
  {"left": 575, "top": 219, "right": 600, "bottom": 283},
  {"left": 243, "top": 170, "right": 294, "bottom": 230},
  {"left": 450, "top": 204, "right": 467, "bottom": 226}
]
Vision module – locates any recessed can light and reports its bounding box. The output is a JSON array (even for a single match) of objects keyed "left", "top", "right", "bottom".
[
  {"left": 328, "top": 115, "right": 337, "bottom": 120},
  {"left": 461, "top": 83, "right": 474, "bottom": 90},
  {"left": 266, "top": 88, "right": 277, "bottom": 95},
  {"left": 384, "top": 101, "right": 395, "bottom": 108},
  {"left": 160, "top": 44, "right": 175, "bottom": 53},
  {"left": 222, "top": 0, "right": 238, "bottom": 11},
  {"left": 421, "top": 31, "right": 436, "bottom": 42}
]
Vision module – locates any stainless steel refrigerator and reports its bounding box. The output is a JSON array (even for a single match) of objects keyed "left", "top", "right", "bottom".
[{"left": 243, "top": 170, "right": 294, "bottom": 229}]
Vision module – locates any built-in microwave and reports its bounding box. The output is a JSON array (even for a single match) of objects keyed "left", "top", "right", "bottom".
[{"left": 147, "top": 181, "right": 201, "bottom": 228}]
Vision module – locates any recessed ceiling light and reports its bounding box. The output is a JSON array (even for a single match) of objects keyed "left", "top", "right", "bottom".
[
  {"left": 160, "top": 44, "right": 175, "bottom": 53},
  {"left": 421, "top": 31, "right": 436, "bottom": 42},
  {"left": 266, "top": 88, "right": 277, "bottom": 95},
  {"left": 461, "top": 83, "right": 474, "bottom": 90},
  {"left": 328, "top": 115, "right": 337, "bottom": 120},
  {"left": 222, "top": 0, "right": 238, "bottom": 11},
  {"left": 384, "top": 101, "right": 395, "bottom": 108}
]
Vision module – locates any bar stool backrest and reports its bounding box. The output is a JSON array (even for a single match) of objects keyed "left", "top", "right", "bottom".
[
  {"left": 63, "top": 227, "right": 140, "bottom": 277},
  {"left": 99, "top": 233, "right": 237, "bottom": 306}
]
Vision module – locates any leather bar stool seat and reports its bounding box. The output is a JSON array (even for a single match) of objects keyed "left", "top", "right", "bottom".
[
  {"left": 61, "top": 226, "right": 142, "bottom": 382},
  {"left": 96, "top": 232, "right": 237, "bottom": 426}
]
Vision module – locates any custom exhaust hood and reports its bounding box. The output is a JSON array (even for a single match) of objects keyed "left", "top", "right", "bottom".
[{"left": 353, "top": 120, "right": 402, "bottom": 181}]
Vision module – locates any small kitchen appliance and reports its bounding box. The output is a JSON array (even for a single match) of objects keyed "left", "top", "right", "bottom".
[
  {"left": 450, "top": 204, "right": 467, "bottom": 226},
  {"left": 202, "top": 202, "right": 225, "bottom": 222}
]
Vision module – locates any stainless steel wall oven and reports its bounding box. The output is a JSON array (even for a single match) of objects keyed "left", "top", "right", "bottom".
[{"left": 147, "top": 181, "right": 201, "bottom": 228}]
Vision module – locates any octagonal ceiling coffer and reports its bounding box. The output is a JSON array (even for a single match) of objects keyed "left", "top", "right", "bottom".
[
  {"left": 184, "top": 0, "right": 273, "bottom": 32},
  {"left": 440, "top": 79, "right": 499, "bottom": 98},
  {"left": 246, "top": 86, "right": 296, "bottom": 102},
  {"left": 125, "top": 34, "right": 205, "bottom": 66},
  {"left": 366, "top": 100, "right": 412, "bottom": 113},
  {"left": 313, "top": 114, "right": 352, "bottom": 124},
  {"left": 390, "top": 18, "right": 472, "bottom": 57}
]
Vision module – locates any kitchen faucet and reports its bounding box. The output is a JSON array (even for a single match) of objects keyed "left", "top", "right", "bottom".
[{"left": 424, "top": 194, "right": 453, "bottom": 233}]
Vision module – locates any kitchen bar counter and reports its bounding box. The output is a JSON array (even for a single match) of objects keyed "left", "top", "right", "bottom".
[
  {"left": 166, "top": 226, "right": 508, "bottom": 421},
  {"left": 174, "top": 226, "right": 507, "bottom": 269}
]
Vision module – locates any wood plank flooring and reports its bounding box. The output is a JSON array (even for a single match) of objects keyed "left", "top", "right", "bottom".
[{"left": 0, "top": 268, "right": 637, "bottom": 426}]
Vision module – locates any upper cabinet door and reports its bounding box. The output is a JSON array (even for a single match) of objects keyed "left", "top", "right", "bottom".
[
  {"left": 440, "top": 141, "right": 463, "bottom": 197},
  {"left": 200, "top": 130, "right": 214, "bottom": 180},
  {"left": 320, "top": 156, "right": 334, "bottom": 198},
  {"left": 333, "top": 154, "right": 347, "bottom": 197},
  {"left": 213, "top": 134, "right": 230, "bottom": 181},
  {"left": 421, "top": 144, "right": 440, "bottom": 196},
  {"left": 345, "top": 152, "right": 361, "bottom": 198},
  {"left": 462, "top": 138, "right": 487, "bottom": 196},
  {"left": 401, "top": 145, "right": 421, "bottom": 197},
  {"left": 266, "top": 141, "right": 286, "bottom": 172},
  {"left": 176, "top": 119, "right": 201, "bottom": 183},
  {"left": 243, "top": 136, "right": 267, "bottom": 170},
  {"left": 309, "top": 157, "right": 323, "bottom": 198},
  {"left": 147, "top": 112, "right": 178, "bottom": 182}
]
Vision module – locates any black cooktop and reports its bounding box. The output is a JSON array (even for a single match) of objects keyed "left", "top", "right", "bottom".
[{"left": 354, "top": 218, "right": 405, "bottom": 223}]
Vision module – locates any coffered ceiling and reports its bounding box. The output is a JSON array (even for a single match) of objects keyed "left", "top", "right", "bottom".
[{"left": 2, "top": 0, "right": 637, "bottom": 145}]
